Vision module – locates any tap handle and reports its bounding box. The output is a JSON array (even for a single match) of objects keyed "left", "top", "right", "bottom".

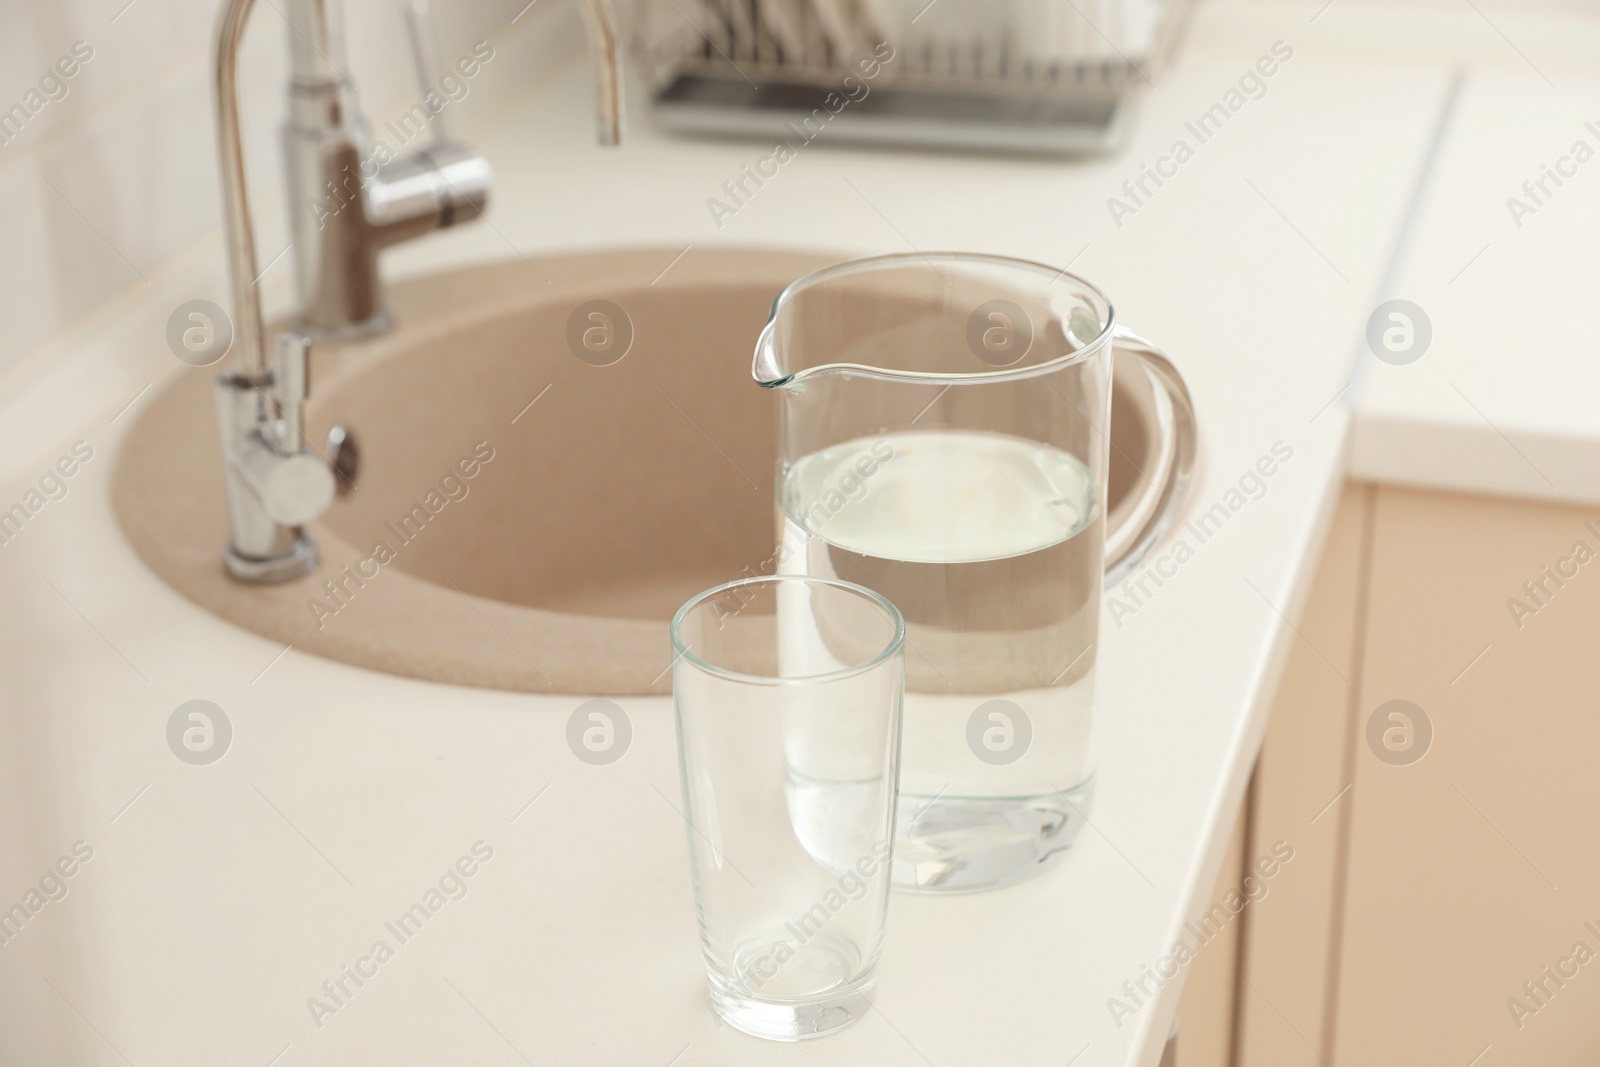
[
  {"left": 273, "top": 331, "right": 312, "bottom": 455},
  {"left": 231, "top": 330, "right": 333, "bottom": 528},
  {"left": 232, "top": 434, "right": 336, "bottom": 527},
  {"left": 403, "top": 0, "right": 451, "bottom": 148}
]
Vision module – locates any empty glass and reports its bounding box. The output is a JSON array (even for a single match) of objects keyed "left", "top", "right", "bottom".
[{"left": 670, "top": 576, "right": 905, "bottom": 1041}]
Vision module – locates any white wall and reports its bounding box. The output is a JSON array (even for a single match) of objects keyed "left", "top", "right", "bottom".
[{"left": 0, "top": 0, "right": 581, "bottom": 379}]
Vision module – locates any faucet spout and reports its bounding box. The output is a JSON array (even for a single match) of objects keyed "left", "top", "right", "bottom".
[
  {"left": 215, "top": 0, "right": 268, "bottom": 380},
  {"left": 576, "top": 0, "right": 625, "bottom": 146}
]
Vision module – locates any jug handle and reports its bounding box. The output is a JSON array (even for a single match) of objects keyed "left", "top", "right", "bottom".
[{"left": 1103, "top": 325, "right": 1198, "bottom": 588}]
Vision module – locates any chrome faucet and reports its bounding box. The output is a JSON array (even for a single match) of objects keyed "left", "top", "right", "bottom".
[{"left": 210, "top": 0, "right": 625, "bottom": 582}]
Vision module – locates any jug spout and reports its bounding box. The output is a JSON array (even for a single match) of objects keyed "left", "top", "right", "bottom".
[{"left": 752, "top": 318, "right": 793, "bottom": 389}]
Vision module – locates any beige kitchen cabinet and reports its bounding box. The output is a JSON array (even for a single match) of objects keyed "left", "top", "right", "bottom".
[
  {"left": 1330, "top": 485, "right": 1600, "bottom": 1066},
  {"left": 1234, "top": 485, "right": 1371, "bottom": 1067},
  {"left": 1175, "top": 486, "right": 1371, "bottom": 1066},
  {"left": 1175, "top": 801, "right": 1249, "bottom": 1067},
  {"left": 1180, "top": 482, "right": 1600, "bottom": 1065}
]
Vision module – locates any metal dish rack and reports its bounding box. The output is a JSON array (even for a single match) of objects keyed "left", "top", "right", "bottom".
[{"left": 625, "top": 0, "right": 1193, "bottom": 155}]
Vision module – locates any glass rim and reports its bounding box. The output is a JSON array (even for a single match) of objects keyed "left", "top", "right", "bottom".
[
  {"left": 669, "top": 575, "right": 906, "bottom": 687},
  {"left": 754, "top": 250, "right": 1118, "bottom": 389}
]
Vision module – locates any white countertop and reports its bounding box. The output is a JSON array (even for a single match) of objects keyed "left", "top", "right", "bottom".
[
  {"left": 0, "top": 4, "right": 1593, "bottom": 1066},
  {"left": 1351, "top": 69, "right": 1600, "bottom": 505}
]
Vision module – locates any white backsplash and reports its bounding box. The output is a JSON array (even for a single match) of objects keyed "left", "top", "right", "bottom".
[{"left": 0, "top": 0, "right": 584, "bottom": 380}]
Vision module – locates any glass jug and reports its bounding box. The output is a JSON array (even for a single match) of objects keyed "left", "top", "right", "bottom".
[{"left": 753, "top": 252, "right": 1196, "bottom": 894}]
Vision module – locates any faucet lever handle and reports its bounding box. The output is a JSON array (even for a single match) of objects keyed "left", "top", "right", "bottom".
[
  {"left": 402, "top": 0, "right": 451, "bottom": 148},
  {"left": 234, "top": 330, "right": 334, "bottom": 528},
  {"left": 273, "top": 331, "right": 312, "bottom": 455}
]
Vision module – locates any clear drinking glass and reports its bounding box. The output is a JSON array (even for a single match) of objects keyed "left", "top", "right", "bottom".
[
  {"left": 671, "top": 576, "right": 906, "bottom": 1041},
  {"left": 752, "top": 252, "right": 1196, "bottom": 894}
]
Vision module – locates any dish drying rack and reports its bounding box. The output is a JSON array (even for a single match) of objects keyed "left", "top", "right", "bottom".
[{"left": 625, "top": 0, "right": 1193, "bottom": 155}]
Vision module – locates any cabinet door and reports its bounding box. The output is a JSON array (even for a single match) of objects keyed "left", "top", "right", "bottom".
[
  {"left": 1237, "top": 485, "right": 1371, "bottom": 1067},
  {"left": 1333, "top": 485, "right": 1600, "bottom": 1065},
  {"left": 1176, "top": 799, "right": 1248, "bottom": 1067}
]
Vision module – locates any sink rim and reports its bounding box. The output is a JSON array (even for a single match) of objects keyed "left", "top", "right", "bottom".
[
  {"left": 112, "top": 246, "right": 849, "bottom": 696},
  {"left": 111, "top": 244, "right": 1182, "bottom": 698}
]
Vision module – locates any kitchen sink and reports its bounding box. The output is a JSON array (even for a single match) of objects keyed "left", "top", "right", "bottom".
[{"left": 113, "top": 246, "right": 1160, "bottom": 694}]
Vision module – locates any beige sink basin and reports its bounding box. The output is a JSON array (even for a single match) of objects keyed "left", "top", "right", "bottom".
[{"left": 114, "top": 247, "right": 1159, "bottom": 695}]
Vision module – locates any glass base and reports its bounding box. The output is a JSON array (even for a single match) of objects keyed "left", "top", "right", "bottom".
[
  {"left": 891, "top": 777, "right": 1095, "bottom": 894},
  {"left": 709, "top": 977, "right": 875, "bottom": 1042}
]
